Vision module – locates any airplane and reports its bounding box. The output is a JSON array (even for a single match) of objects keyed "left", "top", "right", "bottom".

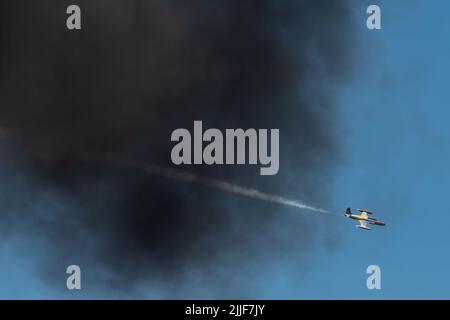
[{"left": 344, "top": 208, "right": 386, "bottom": 230}]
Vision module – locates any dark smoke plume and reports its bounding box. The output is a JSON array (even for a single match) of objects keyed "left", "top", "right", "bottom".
[{"left": 0, "top": 0, "right": 355, "bottom": 297}]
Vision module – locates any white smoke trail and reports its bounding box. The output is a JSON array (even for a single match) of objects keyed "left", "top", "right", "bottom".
[{"left": 98, "top": 155, "right": 331, "bottom": 214}]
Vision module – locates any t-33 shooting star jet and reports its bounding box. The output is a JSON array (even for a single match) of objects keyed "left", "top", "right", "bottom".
[{"left": 345, "top": 208, "right": 386, "bottom": 230}]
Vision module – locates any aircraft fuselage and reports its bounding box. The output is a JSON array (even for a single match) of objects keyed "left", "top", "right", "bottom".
[{"left": 345, "top": 214, "right": 385, "bottom": 226}]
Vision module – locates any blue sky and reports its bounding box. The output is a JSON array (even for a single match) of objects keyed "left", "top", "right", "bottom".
[
  {"left": 293, "top": 0, "right": 450, "bottom": 299},
  {"left": 1, "top": 1, "right": 450, "bottom": 299}
]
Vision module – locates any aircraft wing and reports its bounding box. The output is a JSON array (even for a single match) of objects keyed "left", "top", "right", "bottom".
[
  {"left": 359, "top": 220, "right": 368, "bottom": 229},
  {"left": 360, "top": 211, "right": 368, "bottom": 218}
]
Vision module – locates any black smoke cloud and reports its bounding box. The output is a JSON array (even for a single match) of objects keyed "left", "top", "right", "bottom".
[{"left": 0, "top": 0, "right": 354, "bottom": 297}]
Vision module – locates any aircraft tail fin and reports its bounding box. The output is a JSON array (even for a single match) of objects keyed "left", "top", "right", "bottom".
[{"left": 346, "top": 208, "right": 351, "bottom": 215}]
